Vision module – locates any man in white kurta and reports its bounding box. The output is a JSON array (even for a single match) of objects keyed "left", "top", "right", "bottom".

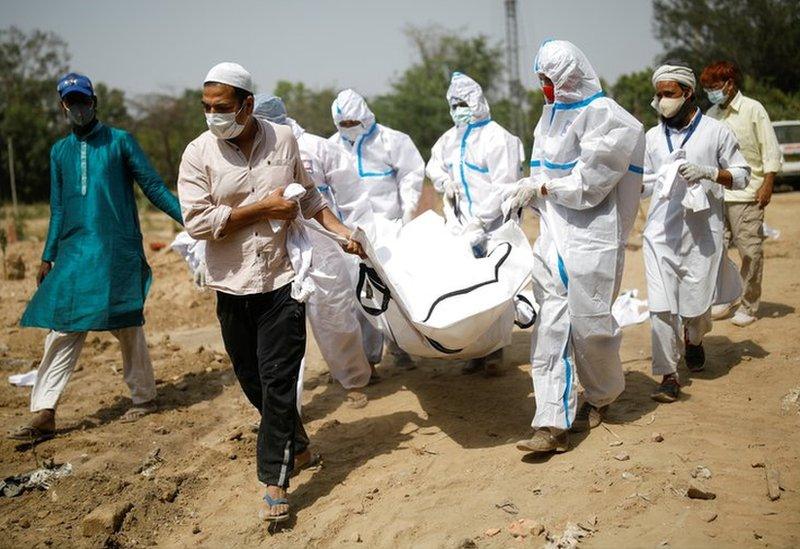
[{"left": 643, "top": 64, "right": 750, "bottom": 403}]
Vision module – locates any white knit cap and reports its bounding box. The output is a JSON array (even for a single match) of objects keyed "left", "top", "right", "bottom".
[{"left": 204, "top": 62, "right": 254, "bottom": 93}]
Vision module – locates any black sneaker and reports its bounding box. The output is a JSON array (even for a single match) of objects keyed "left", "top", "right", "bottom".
[
  {"left": 570, "top": 403, "right": 607, "bottom": 433},
  {"left": 651, "top": 376, "right": 681, "bottom": 403},
  {"left": 685, "top": 342, "right": 705, "bottom": 372}
]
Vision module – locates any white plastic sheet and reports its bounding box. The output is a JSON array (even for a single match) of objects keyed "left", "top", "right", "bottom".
[
  {"left": 8, "top": 370, "right": 37, "bottom": 387},
  {"left": 763, "top": 222, "right": 780, "bottom": 240},
  {"left": 611, "top": 289, "right": 649, "bottom": 328}
]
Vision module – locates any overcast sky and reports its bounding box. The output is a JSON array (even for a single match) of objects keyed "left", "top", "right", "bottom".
[{"left": 3, "top": 0, "right": 662, "bottom": 98}]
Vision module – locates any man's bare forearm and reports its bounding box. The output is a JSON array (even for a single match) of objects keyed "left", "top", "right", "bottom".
[
  {"left": 716, "top": 169, "right": 734, "bottom": 189},
  {"left": 314, "top": 207, "right": 352, "bottom": 239},
  {"left": 219, "top": 202, "right": 268, "bottom": 238}
]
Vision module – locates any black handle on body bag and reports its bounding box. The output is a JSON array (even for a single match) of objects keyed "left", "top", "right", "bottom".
[{"left": 356, "top": 263, "right": 391, "bottom": 316}]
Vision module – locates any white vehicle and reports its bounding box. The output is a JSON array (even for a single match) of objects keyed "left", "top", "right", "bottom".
[{"left": 773, "top": 120, "right": 800, "bottom": 178}]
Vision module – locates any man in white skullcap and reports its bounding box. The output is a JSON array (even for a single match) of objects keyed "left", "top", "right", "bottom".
[
  {"left": 641, "top": 61, "right": 750, "bottom": 403},
  {"left": 177, "top": 62, "right": 364, "bottom": 526}
]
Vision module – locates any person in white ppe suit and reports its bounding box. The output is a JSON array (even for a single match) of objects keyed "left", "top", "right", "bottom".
[
  {"left": 254, "top": 94, "right": 376, "bottom": 389},
  {"left": 504, "top": 40, "right": 645, "bottom": 454},
  {"left": 641, "top": 63, "right": 750, "bottom": 403},
  {"left": 426, "top": 71, "right": 524, "bottom": 375},
  {"left": 329, "top": 89, "right": 425, "bottom": 368}
]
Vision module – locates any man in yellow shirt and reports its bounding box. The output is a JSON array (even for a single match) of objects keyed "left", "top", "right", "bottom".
[{"left": 701, "top": 61, "right": 782, "bottom": 327}]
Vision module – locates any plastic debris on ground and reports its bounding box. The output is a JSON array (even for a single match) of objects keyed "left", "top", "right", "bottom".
[
  {"left": 8, "top": 369, "right": 38, "bottom": 387},
  {"left": 0, "top": 461, "right": 73, "bottom": 497},
  {"left": 763, "top": 223, "right": 780, "bottom": 240}
]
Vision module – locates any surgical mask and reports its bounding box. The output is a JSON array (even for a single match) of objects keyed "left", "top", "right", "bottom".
[
  {"left": 705, "top": 87, "right": 727, "bottom": 105},
  {"left": 65, "top": 103, "right": 95, "bottom": 127},
  {"left": 450, "top": 106, "right": 472, "bottom": 126},
  {"left": 338, "top": 124, "right": 364, "bottom": 142},
  {"left": 653, "top": 95, "right": 686, "bottom": 119},
  {"left": 205, "top": 103, "right": 246, "bottom": 140},
  {"left": 542, "top": 84, "right": 555, "bottom": 104}
]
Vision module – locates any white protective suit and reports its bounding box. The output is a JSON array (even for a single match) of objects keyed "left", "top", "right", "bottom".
[
  {"left": 643, "top": 107, "right": 749, "bottom": 376},
  {"left": 427, "top": 72, "right": 524, "bottom": 231},
  {"left": 328, "top": 89, "right": 425, "bottom": 223},
  {"left": 329, "top": 89, "right": 425, "bottom": 364},
  {"left": 526, "top": 40, "right": 645, "bottom": 430},
  {"left": 251, "top": 95, "right": 376, "bottom": 388}
]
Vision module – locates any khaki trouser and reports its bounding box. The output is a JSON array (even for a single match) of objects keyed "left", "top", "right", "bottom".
[
  {"left": 30, "top": 327, "right": 156, "bottom": 412},
  {"left": 724, "top": 201, "right": 764, "bottom": 316}
]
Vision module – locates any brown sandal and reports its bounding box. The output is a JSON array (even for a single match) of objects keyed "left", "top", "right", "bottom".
[{"left": 7, "top": 425, "right": 55, "bottom": 443}]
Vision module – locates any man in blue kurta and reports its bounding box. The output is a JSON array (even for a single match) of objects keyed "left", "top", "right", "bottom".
[{"left": 8, "top": 73, "right": 183, "bottom": 442}]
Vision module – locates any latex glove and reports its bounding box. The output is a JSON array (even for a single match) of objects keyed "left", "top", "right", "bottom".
[
  {"left": 678, "top": 163, "right": 718, "bottom": 184},
  {"left": 502, "top": 179, "right": 543, "bottom": 219},
  {"left": 463, "top": 218, "right": 488, "bottom": 258},
  {"left": 442, "top": 178, "right": 460, "bottom": 201},
  {"left": 193, "top": 259, "right": 207, "bottom": 289}
]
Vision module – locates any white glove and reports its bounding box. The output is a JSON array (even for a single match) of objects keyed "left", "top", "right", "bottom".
[
  {"left": 402, "top": 208, "right": 415, "bottom": 225},
  {"left": 502, "top": 179, "right": 543, "bottom": 219},
  {"left": 462, "top": 218, "right": 488, "bottom": 258},
  {"left": 678, "top": 163, "right": 718, "bottom": 184},
  {"left": 192, "top": 260, "right": 207, "bottom": 289},
  {"left": 442, "top": 178, "right": 460, "bottom": 201}
]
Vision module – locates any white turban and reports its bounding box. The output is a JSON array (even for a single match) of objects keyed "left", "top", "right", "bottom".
[
  {"left": 204, "top": 62, "right": 254, "bottom": 93},
  {"left": 651, "top": 64, "right": 696, "bottom": 91}
]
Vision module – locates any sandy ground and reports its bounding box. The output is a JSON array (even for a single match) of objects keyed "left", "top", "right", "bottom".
[{"left": 1, "top": 190, "right": 798, "bottom": 548}]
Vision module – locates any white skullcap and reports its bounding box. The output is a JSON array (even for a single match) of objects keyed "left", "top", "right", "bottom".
[
  {"left": 652, "top": 64, "right": 696, "bottom": 91},
  {"left": 204, "top": 62, "right": 254, "bottom": 93}
]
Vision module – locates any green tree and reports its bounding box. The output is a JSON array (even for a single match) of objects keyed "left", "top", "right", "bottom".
[
  {"left": 371, "top": 26, "right": 509, "bottom": 160},
  {"left": 132, "top": 89, "right": 206, "bottom": 187},
  {"left": 610, "top": 69, "right": 659, "bottom": 129},
  {"left": 739, "top": 77, "right": 800, "bottom": 120},
  {"left": 95, "top": 82, "right": 132, "bottom": 129},
  {"left": 0, "top": 27, "right": 134, "bottom": 202},
  {"left": 653, "top": 0, "right": 800, "bottom": 93},
  {"left": 273, "top": 81, "right": 338, "bottom": 138},
  {"left": 0, "top": 26, "right": 69, "bottom": 202}
]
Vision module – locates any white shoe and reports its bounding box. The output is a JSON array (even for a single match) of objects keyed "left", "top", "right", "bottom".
[
  {"left": 731, "top": 309, "right": 756, "bottom": 327},
  {"left": 711, "top": 302, "right": 736, "bottom": 320}
]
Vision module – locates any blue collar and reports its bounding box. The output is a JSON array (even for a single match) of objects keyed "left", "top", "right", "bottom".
[
  {"left": 553, "top": 90, "right": 605, "bottom": 111},
  {"left": 467, "top": 118, "right": 492, "bottom": 129}
]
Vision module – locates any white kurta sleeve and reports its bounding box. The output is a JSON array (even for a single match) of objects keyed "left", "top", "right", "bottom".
[
  {"left": 716, "top": 126, "right": 751, "bottom": 191},
  {"left": 545, "top": 105, "right": 643, "bottom": 210},
  {"left": 390, "top": 132, "right": 425, "bottom": 217},
  {"left": 642, "top": 139, "right": 656, "bottom": 199}
]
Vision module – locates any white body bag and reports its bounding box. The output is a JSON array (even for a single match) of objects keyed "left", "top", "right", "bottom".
[{"left": 352, "top": 211, "right": 535, "bottom": 360}]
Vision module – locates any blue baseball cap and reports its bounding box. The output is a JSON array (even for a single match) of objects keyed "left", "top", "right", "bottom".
[{"left": 57, "top": 73, "right": 94, "bottom": 98}]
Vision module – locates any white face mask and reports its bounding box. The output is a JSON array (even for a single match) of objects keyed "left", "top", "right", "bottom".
[
  {"left": 205, "top": 103, "right": 247, "bottom": 140},
  {"left": 450, "top": 106, "right": 472, "bottom": 127},
  {"left": 652, "top": 95, "right": 686, "bottom": 119},
  {"left": 339, "top": 124, "right": 364, "bottom": 142},
  {"left": 705, "top": 84, "right": 728, "bottom": 105}
]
